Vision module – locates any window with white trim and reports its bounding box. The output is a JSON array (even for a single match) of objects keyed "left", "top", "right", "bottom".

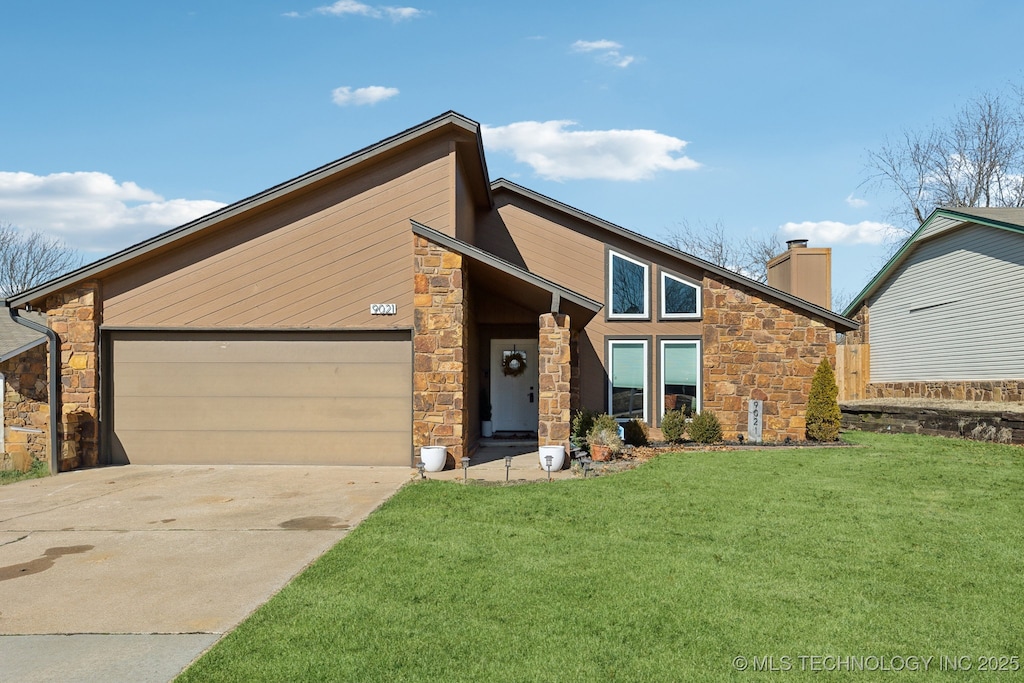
[
  {"left": 661, "top": 271, "right": 701, "bottom": 319},
  {"left": 608, "top": 251, "right": 649, "bottom": 319},
  {"left": 661, "top": 340, "right": 701, "bottom": 418},
  {"left": 608, "top": 339, "right": 648, "bottom": 422}
]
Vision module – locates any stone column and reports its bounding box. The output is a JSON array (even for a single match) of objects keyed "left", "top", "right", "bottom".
[
  {"left": 45, "top": 282, "right": 100, "bottom": 470},
  {"left": 412, "top": 237, "right": 466, "bottom": 465},
  {"left": 538, "top": 313, "right": 572, "bottom": 451}
]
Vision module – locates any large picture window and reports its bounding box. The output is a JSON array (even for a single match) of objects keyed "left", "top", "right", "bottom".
[
  {"left": 608, "top": 251, "right": 649, "bottom": 319},
  {"left": 661, "top": 340, "right": 700, "bottom": 418},
  {"left": 661, "top": 272, "right": 701, "bottom": 319},
  {"left": 608, "top": 339, "right": 648, "bottom": 422}
]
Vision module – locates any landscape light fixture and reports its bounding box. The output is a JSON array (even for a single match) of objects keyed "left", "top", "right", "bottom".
[
  {"left": 504, "top": 454, "right": 513, "bottom": 482},
  {"left": 545, "top": 454, "right": 553, "bottom": 482},
  {"left": 416, "top": 461, "right": 425, "bottom": 480},
  {"left": 580, "top": 455, "right": 592, "bottom": 478},
  {"left": 462, "top": 455, "right": 470, "bottom": 482}
]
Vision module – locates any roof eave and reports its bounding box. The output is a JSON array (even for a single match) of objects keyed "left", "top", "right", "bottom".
[
  {"left": 410, "top": 220, "right": 602, "bottom": 314},
  {"left": 490, "top": 179, "right": 858, "bottom": 332},
  {"left": 840, "top": 206, "right": 1024, "bottom": 316},
  {"left": 8, "top": 111, "right": 488, "bottom": 308}
]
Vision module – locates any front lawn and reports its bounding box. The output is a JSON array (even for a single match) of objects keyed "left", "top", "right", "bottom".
[{"left": 179, "top": 432, "right": 1024, "bottom": 681}]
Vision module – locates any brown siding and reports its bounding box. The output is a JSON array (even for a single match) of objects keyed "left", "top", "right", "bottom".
[
  {"left": 485, "top": 197, "right": 706, "bottom": 418},
  {"left": 102, "top": 140, "right": 453, "bottom": 329},
  {"left": 454, "top": 156, "right": 477, "bottom": 244},
  {"left": 483, "top": 191, "right": 842, "bottom": 440}
]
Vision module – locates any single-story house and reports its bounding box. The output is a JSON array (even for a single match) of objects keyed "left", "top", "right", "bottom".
[
  {"left": 842, "top": 206, "right": 1024, "bottom": 402},
  {"left": 0, "top": 112, "right": 856, "bottom": 473}
]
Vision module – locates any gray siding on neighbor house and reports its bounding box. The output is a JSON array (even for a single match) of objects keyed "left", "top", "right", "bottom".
[
  {"left": 915, "top": 215, "right": 961, "bottom": 241},
  {"left": 870, "top": 223, "right": 1024, "bottom": 382}
]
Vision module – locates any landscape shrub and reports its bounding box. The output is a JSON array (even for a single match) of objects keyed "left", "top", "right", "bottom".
[
  {"left": 571, "top": 408, "right": 599, "bottom": 448},
  {"left": 688, "top": 410, "right": 723, "bottom": 444},
  {"left": 661, "top": 409, "right": 688, "bottom": 443},
  {"left": 623, "top": 418, "right": 649, "bottom": 446},
  {"left": 806, "top": 358, "right": 841, "bottom": 441}
]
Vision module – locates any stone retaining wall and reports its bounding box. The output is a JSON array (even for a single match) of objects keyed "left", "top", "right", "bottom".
[{"left": 842, "top": 401, "right": 1024, "bottom": 444}]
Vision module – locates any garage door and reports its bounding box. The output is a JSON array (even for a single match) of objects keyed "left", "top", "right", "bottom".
[{"left": 108, "top": 331, "right": 411, "bottom": 466}]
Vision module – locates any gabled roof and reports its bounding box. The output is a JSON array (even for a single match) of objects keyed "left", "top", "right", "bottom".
[
  {"left": 0, "top": 307, "right": 48, "bottom": 362},
  {"left": 8, "top": 111, "right": 492, "bottom": 308},
  {"left": 491, "top": 179, "right": 859, "bottom": 332},
  {"left": 843, "top": 206, "right": 1024, "bottom": 316},
  {"left": 411, "top": 220, "right": 602, "bottom": 325}
]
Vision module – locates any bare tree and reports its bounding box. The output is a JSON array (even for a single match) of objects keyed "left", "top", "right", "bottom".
[
  {"left": 864, "top": 88, "right": 1024, "bottom": 245},
  {"left": 0, "top": 222, "right": 82, "bottom": 298},
  {"left": 663, "top": 219, "right": 785, "bottom": 283}
]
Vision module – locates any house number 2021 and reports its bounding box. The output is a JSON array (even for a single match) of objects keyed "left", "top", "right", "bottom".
[{"left": 370, "top": 303, "right": 397, "bottom": 315}]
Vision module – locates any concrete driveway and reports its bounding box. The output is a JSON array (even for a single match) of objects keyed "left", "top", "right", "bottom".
[{"left": 0, "top": 464, "right": 410, "bottom": 682}]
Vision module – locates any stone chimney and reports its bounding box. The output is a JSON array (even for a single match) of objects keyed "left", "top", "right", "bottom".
[{"left": 767, "top": 239, "right": 832, "bottom": 309}]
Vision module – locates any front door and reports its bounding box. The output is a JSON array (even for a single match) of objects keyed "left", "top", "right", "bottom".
[{"left": 490, "top": 339, "right": 539, "bottom": 433}]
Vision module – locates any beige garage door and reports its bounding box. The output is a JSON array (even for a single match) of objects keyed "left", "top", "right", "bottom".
[{"left": 108, "top": 331, "right": 411, "bottom": 466}]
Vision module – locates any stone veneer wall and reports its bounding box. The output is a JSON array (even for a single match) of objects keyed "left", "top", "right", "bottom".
[
  {"left": 1, "top": 344, "right": 49, "bottom": 471},
  {"left": 537, "top": 313, "right": 573, "bottom": 451},
  {"left": 702, "top": 277, "right": 836, "bottom": 442},
  {"left": 843, "top": 303, "right": 869, "bottom": 345},
  {"left": 861, "top": 381, "right": 1024, "bottom": 402},
  {"left": 45, "top": 282, "right": 100, "bottom": 470},
  {"left": 412, "top": 237, "right": 467, "bottom": 464}
]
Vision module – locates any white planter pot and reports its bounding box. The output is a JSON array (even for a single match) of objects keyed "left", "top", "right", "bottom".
[
  {"left": 538, "top": 445, "right": 565, "bottom": 472},
  {"left": 481, "top": 421, "right": 494, "bottom": 438},
  {"left": 420, "top": 446, "right": 447, "bottom": 472}
]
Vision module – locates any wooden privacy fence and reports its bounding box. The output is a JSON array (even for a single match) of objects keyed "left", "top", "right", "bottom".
[{"left": 836, "top": 343, "right": 869, "bottom": 401}]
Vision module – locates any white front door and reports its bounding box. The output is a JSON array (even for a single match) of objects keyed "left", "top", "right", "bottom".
[{"left": 490, "top": 339, "right": 539, "bottom": 433}]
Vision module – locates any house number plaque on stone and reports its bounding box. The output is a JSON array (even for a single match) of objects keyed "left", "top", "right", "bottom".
[
  {"left": 370, "top": 303, "right": 397, "bottom": 315},
  {"left": 748, "top": 399, "right": 763, "bottom": 443}
]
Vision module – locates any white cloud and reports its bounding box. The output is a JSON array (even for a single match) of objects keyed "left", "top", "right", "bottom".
[
  {"left": 382, "top": 5, "right": 422, "bottom": 20},
  {"left": 482, "top": 120, "right": 700, "bottom": 181},
  {"left": 845, "top": 193, "right": 868, "bottom": 208},
  {"left": 571, "top": 38, "right": 636, "bottom": 68},
  {"left": 308, "top": 0, "right": 424, "bottom": 20},
  {"left": 0, "top": 171, "right": 226, "bottom": 252},
  {"left": 572, "top": 39, "right": 622, "bottom": 52},
  {"left": 779, "top": 220, "right": 898, "bottom": 246},
  {"left": 331, "top": 85, "right": 399, "bottom": 106}
]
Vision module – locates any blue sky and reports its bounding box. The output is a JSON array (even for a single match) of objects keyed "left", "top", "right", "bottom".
[{"left": 3, "top": 1, "right": 1024, "bottom": 307}]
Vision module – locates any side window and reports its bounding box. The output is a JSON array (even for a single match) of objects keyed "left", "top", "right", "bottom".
[
  {"left": 661, "top": 340, "right": 701, "bottom": 418},
  {"left": 608, "top": 251, "right": 649, "bottom": 319},
  {"left": 608, "top": 339, "right": 648, "bottom": 422},
  {"left": 661, "top": 271, "right": 701, "bottom": 319}
]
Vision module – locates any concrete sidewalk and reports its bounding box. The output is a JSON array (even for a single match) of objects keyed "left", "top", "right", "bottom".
[
  {"left": 0, "top": 464, "right": 410, "bottom": 682},
  {"left": 423, "top": 441, "right": 576, "bottom": 483}
]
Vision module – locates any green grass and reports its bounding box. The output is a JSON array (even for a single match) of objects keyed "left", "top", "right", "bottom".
[
  {"left": 178, "top": 432, "right": 1024, "bottom": 682},
  {"left": 0, "top": 458, "right": 49, "bottom": 485}
]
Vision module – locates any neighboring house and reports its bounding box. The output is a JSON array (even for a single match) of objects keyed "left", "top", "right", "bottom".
[
  {"left": 0, "top": 112, "right": 855, "bottom": 472},
  {"left": 842, "top": 206, "right": 1024, "bottom": 402}
]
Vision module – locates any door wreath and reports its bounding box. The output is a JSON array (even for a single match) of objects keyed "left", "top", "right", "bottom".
[{"left": 502, "top": 349, "right": 527, "bottom": 377}]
